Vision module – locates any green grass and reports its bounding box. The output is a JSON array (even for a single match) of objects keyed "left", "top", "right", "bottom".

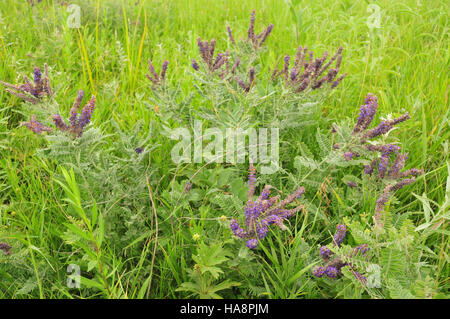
[{"left": 0, "top": 0, "right": 448, "bottom": 299}]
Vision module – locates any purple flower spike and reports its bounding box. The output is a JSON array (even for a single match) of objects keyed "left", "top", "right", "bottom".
[
  {"left": 20, "top": 115, "right": 53, "bottom": 134},
  {"left": 333, "top": 224, "right": 347, "bottom": 247},
  {"left": 78, "top": 95, "right": 96, "bottom": 129},
  {"left": 52, "top": 114, "right": 69, "bottom": 132},
  {"left": 227, "top": 26, "right": 236, "bottom": 45},
  {"left": 161, "top": 60, "right": 169, "bottom": 80},
  {"left": 283, "top": 55, "right": 290, "bottom": 76},
  {"left": 70, "top": 90, "right": 85, "bottom": 126},
  {"left": 353, "top": 93, "right": 378, "bottom": 134},
  {"left": 52, "top": 91, "right": 96, "bottom": 138},
  {"left": 272, "top": 45, "right": 345, "bottom": 91},
  {"left": 240, "top": 10, "right": 273, "bottom": 49},
  {"left": 290, "top": 68, "right": 297, "bottom": 81},
  {"left": 33, "top": 67, "right": 42, "bottom": 83},
  {"left": 355, "top": 244, "right": 370, "bottom": 255}
]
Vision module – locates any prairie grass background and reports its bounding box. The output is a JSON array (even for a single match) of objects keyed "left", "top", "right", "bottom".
[{"left": 0, "top": 0, "right": 448, "bottom": 298}]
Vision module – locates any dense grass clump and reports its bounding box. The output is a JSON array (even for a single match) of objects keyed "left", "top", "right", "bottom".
[{"left": 0, "top": 0, "right": 448, "bottom": 299}]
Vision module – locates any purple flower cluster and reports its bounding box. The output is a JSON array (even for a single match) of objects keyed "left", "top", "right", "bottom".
[
  {"left": 146, "top": 59, "right": 169, "bottom": 87},
  {"left": 344, "top": 93, "right": 424, "bottom": 226},
  {"left": 351, "top": 93, "right": 411, "bottom": 143},
  {"left": 271, "top": 46, "right": 347, "bottom": 92},
  {"left": 313, "top": 225, "right": 369, "bottom": 284},
  {"left": 191, "top": 38, "right": 234, "bottom": 78},
  {"left": 0, "top": 242, "right": 12, "bottom": 255},
  {"left": 226, "top": 10, "right": 273, "bottom": 50},
  {"left": 320, "top": 246, "right": 333, "bottom": 259},
  {"left": 353, "top": 93, "right": 378, "bottom": 134},
  {"left": 21, "top": 90, "right": 96, "bottom": 138},
  {"left": 313, "top": 266, "right": 325, "bottom": 277},
  {"left": 0, "top": 64, "right": 53, "bottom": 104},
  {"left": 362, "top": 144, "right": 423, "bottom": 226},
  {"left": 230, "top": 163, "right": 305, "bottom": 249},
  {"left": 55, "top": 90, "right": 96, "bottom": 137}
]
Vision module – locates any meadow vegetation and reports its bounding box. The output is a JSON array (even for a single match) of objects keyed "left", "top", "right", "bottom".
[{"left": 0, "top": 0, "right": 448, "bottom": 299}]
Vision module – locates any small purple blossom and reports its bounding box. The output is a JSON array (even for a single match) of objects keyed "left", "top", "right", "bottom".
[
  {"left": 191, "top": 59, "right": 200, "bottom": 71},
  {"left": 320, "top": 246, "right": 333, "bottom": 260},
  {"left": 313, "top": 266, "right": 325, "bottom": 278},
  {"left": 246, "top": 238, "right": 258, "bottom": 249},
  {"left": 135, "top": 147, "right": 143, "bottom": 154},
  {"left": 230, "top": 219, "right": 248, "bottom": 239},
  {"left": 325, "top": 266, "right": 339, "bottom": 278}
]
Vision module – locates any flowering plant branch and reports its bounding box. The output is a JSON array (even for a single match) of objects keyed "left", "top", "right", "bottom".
[
  {"left": 230, "top": 163, "right": 305, "bottom": 249},
  {"left": 0, "top": 64, "right": 53, "bottom": 104}
]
